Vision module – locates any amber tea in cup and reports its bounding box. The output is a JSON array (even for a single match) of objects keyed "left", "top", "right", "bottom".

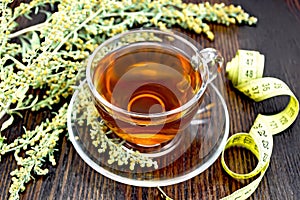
[
  {"left": 86, "top": 29, "right": 223, "bottom": 150},
  {"left": 93, "top": 44, "right": 201, "bottom": 146}
]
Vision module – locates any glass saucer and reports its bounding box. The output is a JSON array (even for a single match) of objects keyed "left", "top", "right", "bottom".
[{"left": 67, "top": 79, "right": 229, "bottom": 187}]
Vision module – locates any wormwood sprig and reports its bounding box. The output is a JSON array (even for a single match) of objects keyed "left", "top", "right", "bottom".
[
  {"left": 75, "top": 83, "right": 158, "bottom": 170},
  {"left": 1, "top": 0, "right": 257, "bottom": 131},
  {"left": 4, "top": 104, "right": 68, "bottom": 200},
  {"left": 0, "top": 0, "right": 257, "bottom": 130},
  {"left": 0, "top": 0, "right": 87, "bottom": 131},
  {"left": 0, "top": 0, "right": 257, "bottom": 199},
  {"left": 91, "top": 123, "right": 158, "bottom": 170}
]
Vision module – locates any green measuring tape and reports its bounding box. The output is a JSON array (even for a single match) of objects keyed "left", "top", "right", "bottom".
[{"left": 221, "top": 50, "right": 299, "bottom": 199}]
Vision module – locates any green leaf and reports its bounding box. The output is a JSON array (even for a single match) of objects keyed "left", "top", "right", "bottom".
[
  {"left": 30, "top": 31, "right": 40, "bottom": 49},
  {"left": 1, "top": 115, "right": 14, "bottom": 132},
  {"left": 24, "top": 13, "right": 33, "bottom": 20},
  {"left": 0, "top": 135, "right": 6, "bottom": 149},
  {"left": 29, "top": 95, "right": 39, "bottom": 108},
  {"left": 15, "top": 84, "right": 29, "bottom": 100},
  {"left": 34, "top": 6, "right": 40, "bottom": 15},
  {"left": 72, "top": 31, "right": 78, "bottom": 41},
  {"left": 40, "top": 10, "right": 52, "bottom": 19},
  {"left": 10, "top": 111, "right": 23, "bottom": 118},
  {"left": 19, "top": 37, "right": 31, "bottom": 57}
]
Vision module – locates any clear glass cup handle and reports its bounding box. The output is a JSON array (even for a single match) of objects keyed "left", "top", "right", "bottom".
[{"left": 200, "top": 48, "right": 224, "bottom": 82}]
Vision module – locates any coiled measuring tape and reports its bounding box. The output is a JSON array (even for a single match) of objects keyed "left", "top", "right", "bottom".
[{"left": 221, "top": 50, "right": 299, "bottom": 199}]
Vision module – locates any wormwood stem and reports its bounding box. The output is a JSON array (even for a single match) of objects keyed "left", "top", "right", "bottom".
[
  {"left": 8, "top": 22, "right": 46, "bottom": 39},
  {"left": 157, "top": 186, "right": 173, "bottom": 200},
  {"left": 52, "top": 8, "right": 103, "bottom": 54}
]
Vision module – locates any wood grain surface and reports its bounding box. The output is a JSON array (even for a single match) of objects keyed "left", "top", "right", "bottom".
[{"left": 1, "top": 0, "right": 300, "bottom": 199}]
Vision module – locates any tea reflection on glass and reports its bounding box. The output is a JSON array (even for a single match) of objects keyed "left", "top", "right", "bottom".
[{"left": 86, "top": 29, "right": 223, "bottom": 152}]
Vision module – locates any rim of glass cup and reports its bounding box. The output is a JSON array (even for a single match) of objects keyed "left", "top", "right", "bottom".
[{"left": 86, "top": 29, "right": 209, "bottom": 118}]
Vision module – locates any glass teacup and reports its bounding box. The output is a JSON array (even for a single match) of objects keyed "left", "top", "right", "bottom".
[{"left": 86, "top": 29, "right": 223, "bottom": 151}]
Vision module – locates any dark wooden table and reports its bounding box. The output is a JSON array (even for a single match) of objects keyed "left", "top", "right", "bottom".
[{"left": 1, "top": 0, "right": 300, "bottom": 199}]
